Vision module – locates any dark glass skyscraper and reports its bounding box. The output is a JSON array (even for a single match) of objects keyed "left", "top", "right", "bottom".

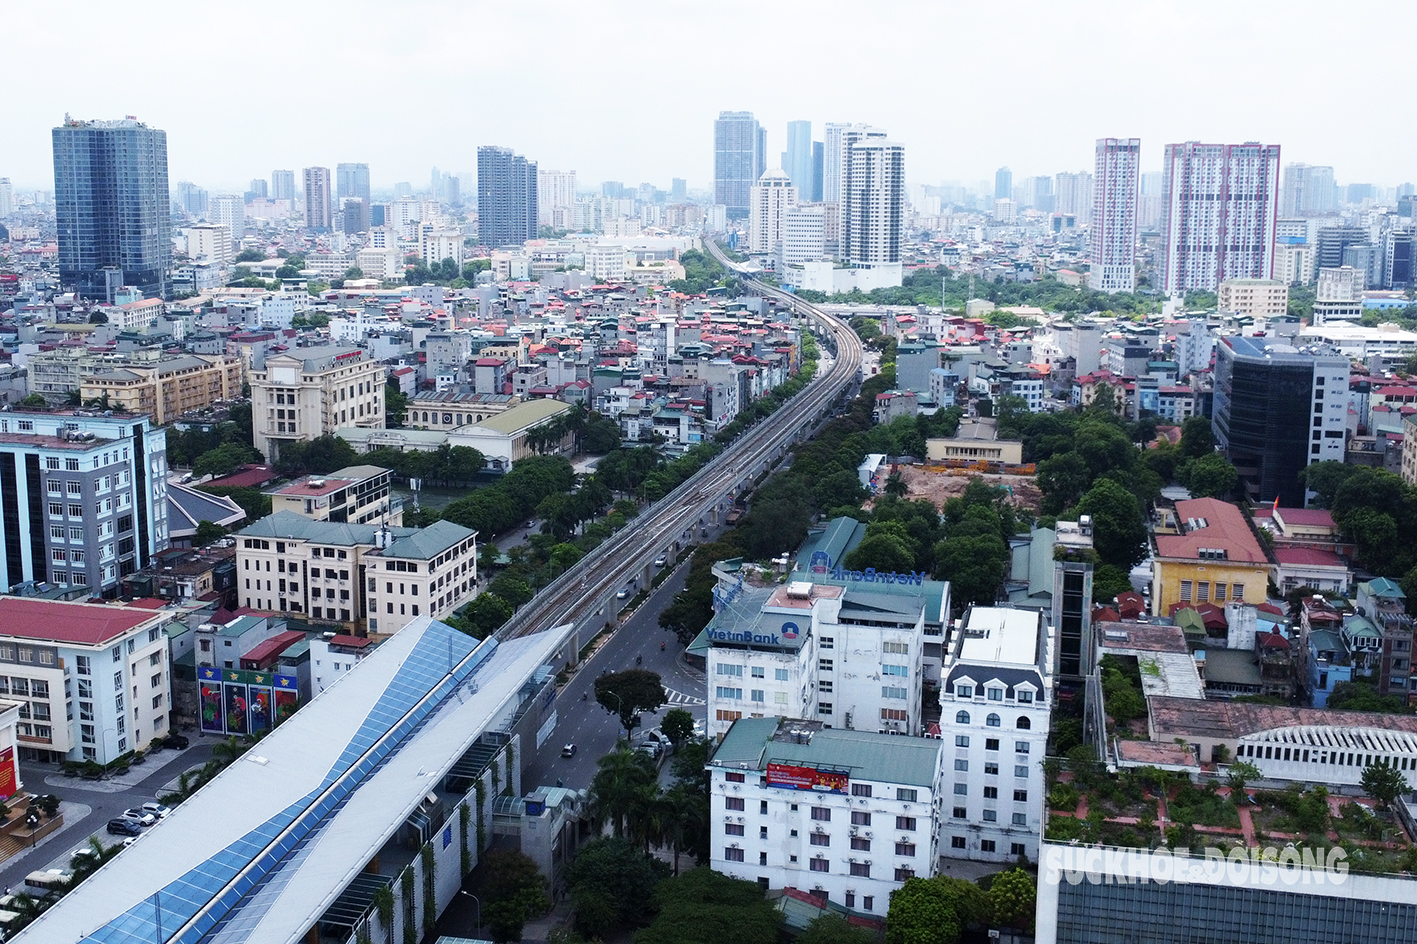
[
  {"left": 714, "top": 111, "right": 765, "bottom": 219},
  {"left": 53, "top": 116, "right": 171, "bottom": 301},
  {"left": 477, "top": 146, "right": 537, "bottom": 247}
]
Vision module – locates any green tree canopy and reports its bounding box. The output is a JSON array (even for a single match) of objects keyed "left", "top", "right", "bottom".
[
  {"left": 1074, "top": 478, "right": 1148, "bottom": 570},
  {"left": 797, "top": 914, "right": 876, "bottom": 944},
  {"left": 635, "top": 868, "right": 779, "bottom": 944},
  {"left": 988, "top": 868, "right": 1037, "bottom": 931},
  {"left": 885, "top": 875, "right": 991, "bottom": 944},
  {"left": 595, "top": 669, "right": 667, "bottom": 738},
  {"left": 566, "top": 836, "right": 670, "bottom": 938},
  {"left": 1182, "top": 452, "right": 1238, "bottom": 499},
  {"left": 1361, "top": 760, "right": 1407, "bottom": 809},
  {"left": 481, "top": 849, "right": 548, "bottom": 944}
]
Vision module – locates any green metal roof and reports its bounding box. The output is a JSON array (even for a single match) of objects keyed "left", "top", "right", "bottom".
[
  {"left": 713, "top": 719, "right": 941, "bottom": 787},
  {"left": 795, "top": 517, "right": 867, "bottom": 571},
  {"left": 1361, "top": 577, "right": 1405, "bottom": 600},
  {"left": 379, "top": 519, "right": 477, "bottom": 559},
  {"left": 237, "top": 511, "right": 418, "bottom": 547}
]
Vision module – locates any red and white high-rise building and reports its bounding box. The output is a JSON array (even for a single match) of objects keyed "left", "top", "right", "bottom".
[
  {"left": 1089, "top": 137, "right": 1141, "bottom": 293},
  {"left": 1160, "top": 141, "right": 1281, "bottom": 294}
]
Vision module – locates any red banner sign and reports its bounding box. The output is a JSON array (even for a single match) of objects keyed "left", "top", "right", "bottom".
[
  {"left": 0, "top": 747, "right": 16, "bottom": 800},
  {"left": 765, "top": 762, "right": 849, "bottom": 794}
]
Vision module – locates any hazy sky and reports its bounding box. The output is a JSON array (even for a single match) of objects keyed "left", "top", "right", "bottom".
[{"left": 7, "top": 0, "right": 1414, "bottom": 193}]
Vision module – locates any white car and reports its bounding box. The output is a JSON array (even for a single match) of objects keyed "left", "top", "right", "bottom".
[
  {"left": 653, "top": 556, "right": 667, "bottom": 568},
  {"left": 140, "top": 802, "right": 172, "bottom": 820},
  {"left": 120, "top": 808, "right": 157, "bottom": 827}
]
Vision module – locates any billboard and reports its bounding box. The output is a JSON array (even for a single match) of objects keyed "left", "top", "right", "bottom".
[
  {"left": 199, "top": 666, "right": 301, "bottom": 736},
  {"left": 765, "top": 762, "right": 849, "bottom": 794}
]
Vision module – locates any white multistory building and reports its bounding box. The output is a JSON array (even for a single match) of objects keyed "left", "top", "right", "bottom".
[
  {"left": 843, "top": 139, "right": 905, "bottom": 287},
  {"left": 420, "top": 227, "right": 463, "bottom": 268},
  {"left": 1088, "top": 137, "right": 1140, "bottom": 293},
  {"left": 779, "top": 204, "right": 827, "bottom": 273},
  {"left": 1054, "top": 171, "right": 1093, "bottom": 222},
  {"left": 703, "top": 580, "right": 927, "bottom": 739},
  {"left": 748, "top": 170, "right": 796, "bottom": 256},
  {"left": 537, "top": 170, "right": 576, "bottom": 226},
  {"left": 585, "top": 243, "right": 626, "bottom": 281},
  {"left": 938, "top": 606, "right": 1052, "bottom": 864},
  {"left": 211, "top": 194, "right": 245, "bottom": 242},
  {"left": 1160, "top": 142, "right": 1281, "bottom": 294},
  {"left": 185, "top": 223, "right": 232, "bottom": 266},
  {"left": 709, "top": 717, "right": 944, "bottom": 912}
]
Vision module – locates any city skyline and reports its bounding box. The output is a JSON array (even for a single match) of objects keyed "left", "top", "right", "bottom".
[{"left": 4, "top": 0, "right": 1415, "bottom": 193}]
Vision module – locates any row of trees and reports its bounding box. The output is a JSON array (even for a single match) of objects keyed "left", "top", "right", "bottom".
[
  {"left": 667, "top": 249, "right": 729, "bottom": 295},
  {"left": 1303, "top": 461, "right": 1417, "bottom": 587},
  {"left": 797, "top": 266, "right": 1159, "bottom": 317}
]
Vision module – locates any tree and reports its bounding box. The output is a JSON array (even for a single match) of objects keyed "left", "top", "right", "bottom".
[
  {"left": 595, "top": 669, "right": 667, "bottom": 739},
  {"left": 344, "top": 266, "right": 364, "bottom": 280},
  {"left": 1360, "top": 759, "right": 1407, "bottom": 810},
  {"left": 193, "top": 520, "right": 229, "bottom": 547},
  {"left": 565, "top": 836, "right": 670, "bottom": 938},
  {"left": 1326, "top": 680, "right": 1414, "bottom": 714},
  {"left": 988, "top": 868, "right": 1036, "bottom": 931},
  {"left": 933, "top": 533, "right": 1008, "bottom": 606},
  {"left": 193, "top": 441, "right": 259, "bottom": 478},
  {"left": 1226, "top": 760, "right": 1261, "bottom": 803},
  {"left": 661, "top": 708, "right": 695, "bottom": 746},
  {"left": 458, "top": 594, "right": 512, "bottom": 638},
  {"left": 234, "top": 248, "right": 266, "bottom": 263},
  {"left": 635, "top": 868, "right": 779, "bottom": 944},
  {"left": 385, "top": 381, "right": 409, "bottom": 428},
  {"left": 885, "top": 875, "right": 991, "bottom": 944},
  {"left": 1074, "top": 478, "right": 1148, "bottom": 570},
  {"left": 88, "top": 311, "right": 109, "bottom": 324},
  {"left": 589, "top": 748, "right": 659, "bottom": 839},
  {"left": 18, "top": 393, "right": 47, "bottom": 409},
  {"left": 1183, "top": 452, "right": 1238, "bottom": 499},
  {"left": 482, "top": 849, "right": 548, "bottom": 944},
  {"left": 842, "top": 531, "right": 918, "bottom": 574},
  {"left": 1036, "top": 451, "right": 1090, "bottom": 514},
  {"left": 1179, "top": 416, "right": 1214, "bottom": 458},
  {"left": 797, "top": 914, "right": 875, "bottom": 944}
]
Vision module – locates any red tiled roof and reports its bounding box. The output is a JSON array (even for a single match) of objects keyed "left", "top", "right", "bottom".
[
  {"left": 0, "top": 598, "right": 160, "bottom": 646},
  {"left": 1155, "top": 498, "right": 1266, "bottom": 563},
  {"left": 1273, "top": 507, "right": 1336, "bottom": 528},
  {"left": 205, "top": 464, "right": 278, "bottom": 489},
  {"left": 1258, "top": 631, "right": 1290, "bottom": 650},
  {"left": 241, "top": 630, "right": 306, "bottom": 664},
  {"left": 1274, "top": 547, "right": 1347, "bottom": 568}
]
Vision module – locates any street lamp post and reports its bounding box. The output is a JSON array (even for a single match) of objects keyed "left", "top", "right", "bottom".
[{"left": 458, "top": 890, "right": 481, "bottom": 935}]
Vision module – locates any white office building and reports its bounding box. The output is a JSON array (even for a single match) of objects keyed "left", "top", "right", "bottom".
[
  {"left": 709, "top": 717, "right": 944, "bottom": 912},
  {"left": 748, "top": 170, "right": 797, "bottom": 256},
  {"left": 1088, "top": 138, "right": 1140, "bottom": 293},
  {"left": 185, "top": 223, "right": 232, "bottom": 266},
  {"left": 938, "top": 606, "right": 1052, "bottom": 864},
  {"left": 211, "top": 194, "right": 245, "bottom": 243},
  {"left": 537, "top": 170, "right": 577, "bottom": 225},
  {"left": 779, "top": 204, "right": 827, "bottom": 272},
  {"left": 701, "top": 580, "right": 927, "bottom": 739}
]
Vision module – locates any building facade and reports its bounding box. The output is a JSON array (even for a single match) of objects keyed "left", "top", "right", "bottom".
[
  {"left": 268, "top": 465, "right": 402, "bottom": 526},
  {"left": 1150, "top": 498, "right": 1271, "bottom": 616},
  {"left": 1217, "top": 278, "right": 1289, "bottom": 318},
  {"left": 478, "top": 146, "right": 538, "bottom": 247},
  {"left": 1088, "top": 137, "right": 1140, "bottom": 293},
  {"left": 714, "top": 111, "right": 766, "bottom": 219},
  {"left": 1160, "top": 142, "right": 1281, "bottom": 294},
  {"left": 53, "top": 116, "right": 171, "bottom": 301},
  {"left": 0, "top": 597, "right": 172, "bottom": 764},
  {"left": 0, "top": 411, "right": 168, "bottom": 593},
  {"left": 80, "top": 354, "right": 242, "bottom": 425},
  {"left": 1212, "top": 337, "right": 1348, "bottom": 506},
  {"left": 748, "top": 170, "right": 797, "bottom": 255},
  {"left": 843, "top": 139, "right": 905, "bottom": 275},
  {"left": 249, "top": 346, "right": 386, "bottom": 461},
  {"left": 938, "top": 606, "right": 1051, "bottom": 864},
  {"left": 709, "top": 717, "right": 944, "bottom": 912},
  {"left": 303, "top": 166, "right": 333, "bottom": 230}
]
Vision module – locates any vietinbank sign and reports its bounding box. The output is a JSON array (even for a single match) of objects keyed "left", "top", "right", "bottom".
[
  {"left": 808, "top": 551, "right": 927, "bottom": 586},
  {"left": 708, "top": 620, "right": 800, "bottom": 648}
]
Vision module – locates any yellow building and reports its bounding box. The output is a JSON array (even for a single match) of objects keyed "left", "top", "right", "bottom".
[
  {"left": 81, "top": 354, "right": 243, "bottom": 424},
  {"left": 1151, "top": 497, "right": 1270, "bottom": 616}
]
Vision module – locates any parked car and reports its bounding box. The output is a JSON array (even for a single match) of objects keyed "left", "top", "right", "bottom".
[
  {"left": 561, "top": 744, "right": 577, "bottom": 758},
  {"left": 120, "top": 808, "right": 156, "bottom": 827},
  {"left": 140, "top": 802, "right": 172, "bottom": 820},
  {"left": 164, "top": 733, "right": 190, "bottom": 750},
  {"left": 106, "top": 818, "right": 142, "bottom": 837},
  {"left": 653, "top": 556, "right": 667, "bottom": 568}
]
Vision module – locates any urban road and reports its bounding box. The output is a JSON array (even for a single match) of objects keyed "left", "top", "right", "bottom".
[{"left": 0, "top": 249, "right": 864, "bottom": 881}]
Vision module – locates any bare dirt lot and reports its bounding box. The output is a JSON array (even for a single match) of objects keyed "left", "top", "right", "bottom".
[{"left": 870, "top": 464, "right": 1043, "bottom": 514}]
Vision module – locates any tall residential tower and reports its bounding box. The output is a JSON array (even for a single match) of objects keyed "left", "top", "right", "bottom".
[
  {"left": 302, "top": 166, "right": 333, "bottom": 230},
  {"left": 477, "top": 146, "right": 538, "bottom": 246},
  {"left": 1088, "top": 137, "right": 1140, "bottom": 293},
  {"left": 53, "top": 116, "right": 171, "bottom": 301},
  {"left": 1159, "top": 142, "right": 1281, "bottom": 294}
]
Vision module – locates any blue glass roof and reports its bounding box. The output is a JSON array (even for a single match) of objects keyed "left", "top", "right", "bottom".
[{"left": 77, "top": 621, "right": 492, "bottom": 944}]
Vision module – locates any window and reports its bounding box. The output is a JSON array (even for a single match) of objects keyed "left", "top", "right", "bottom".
[
  {"left": 76, "top": 655, "right": 90, "bottom": 676},
  {"left": 895, "top": 867, "right": 916, "bottom": 881},
  {"left": 1017, "top": 716, "right": 1032, "bottom": 729},
  {"left": 810, "top": 807, "right": 831, "bottom": 821},
  {"left": 724, "top": 847, "right": 744, "bottom": 862},
  {"left": 895, "top": 842, "right": 916, "bottom": 857},
  {"left": 851, "top": 811, "right": 871, "bottom": 826},
  {"left": 818, "top": 702, "right": 833, "bottom": 715},
  {"left": 984, "top": 786, "right": 998, "bottom": 799},
  {"left": 987, "top": 713, "right": 1001, "bottom": 727},
  {"left": 851, "top": 836, "right": 870, "bottom": 851},
  {"left": 1014, "top": 789, "right": 1028, "bottom": 802},
  {"left": 986, "top": 738, "right": 1000, "bottom": 751},
  {"left": 983, "top": 810, "right": 997, "bottom": 822},
  {"left": 849, "top": 862, "right": 870, "bottom": 878},
  {"left": 49, "top": 502, "right": 63, "bottom": 518},
  {"left": 953, "top": 783, "right": 968, "bottom": 795},
  {"left": 882, "top": 664, "right": 908, "bottom": 676},
  {"left": 716, "top": 663, "right": 743, "bottom": 677},
  {"left": 819, "top": 637, "right": 834, "bottom": 649},
  {"left": 956, "top": 685, "right": 973, "bottom": 698},
  {"left": 952, "top": 805, "right": 967, "bottom": 818},
  {"left": 819, "top": 679, "right": 833, "bottom": 693},
  {"left": 818, "top": 658, "right": 833, "bottom": 672},
  {"left": 810, "top": 832, "right": 830, "bottom": 846},
  {"left": 750, "top": 666, "right": 764, "bottom": 678},
  {"left": 774, "top": 668, "right": 789, "bottom": 681},
  {"left": 111, "top": 646, "right": 121, "bottom": 663},
  {"left": 774, "top": 692, "right": 788, "bottom": 705},
  {"left": 66, "top": 481, "right": 81, "bottom": 496},
  {"left": 1232, "top": 583, "right": 1245, "bottom": 601},
  {"left": 896, "top": 788, "right": 917, "bottom": 803},
  {"left": 1017, "top": 689, "right": 1033, "bottom": 703},
  {"left": 981, "top": 840, "right": 996, "bottom": 853},
  {"left": 1012, "top": 812, "right": 1028, "bottom": 826},
  {"left": 954, "top": 759, "right": 968, "bottom": 771},
  {"left": 987, "top": 687, "right": 1003, "bottom": 701},
  {"left": 955, "top": 710, "right": 970, "bottom": 724},
  {"left": 726, "top": 772, "right": 745, "bottom": 783},
  {"left": 725, "top": 797, "right": 745, "bottom": 811},
  {"left": 1015, "top": 765, "right": 1030, "bottom": 778},
  {"left": 1180, "top": 579, "right": 1193, "bottom": 602},
  {"left": 1011, "top": 843, "right": 1027, "bottom": 858},
  {"left": 985, "top": 763, "right": 999, "bottom": 775},
  {"left": 883, "top": 641, "right": 909, "bottom": 655},
  {"left": 715, "top": 687, "right": 742, "bottom": 700},
  {"left": 851, "top": 784, "right": 873, "bottom": 797},
  {"left": 896, "top": 815, "right": 919, "bottom": 832},
  {"left": 724, "top": 823, "right": 744, "bottom": 836},
  {"left": 750, "top": 689, "right": 764, "bottom": 702},
  {"left": 69, "top": 503, "right": 83, "bottom": 518},
  {"left": 809, "top": 857, "right": 829, "bottom": 873},
  {"left": 955, "top": 735, "right": 970, "bottom": 747},
  {"left": 951, "top": 836, "right": 967, "bottom": 849},
  {"left": 881, "top": 686, "right": 907, "bottom": 700}
]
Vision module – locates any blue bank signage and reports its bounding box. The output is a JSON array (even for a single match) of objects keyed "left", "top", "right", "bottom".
[{"left": 708, "top": 619, "right": 802, "bottom": 648}]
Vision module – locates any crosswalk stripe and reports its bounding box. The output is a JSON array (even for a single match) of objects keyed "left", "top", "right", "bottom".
[{"left": 664, "top": 688, "right": 706, "bottom": 706}]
